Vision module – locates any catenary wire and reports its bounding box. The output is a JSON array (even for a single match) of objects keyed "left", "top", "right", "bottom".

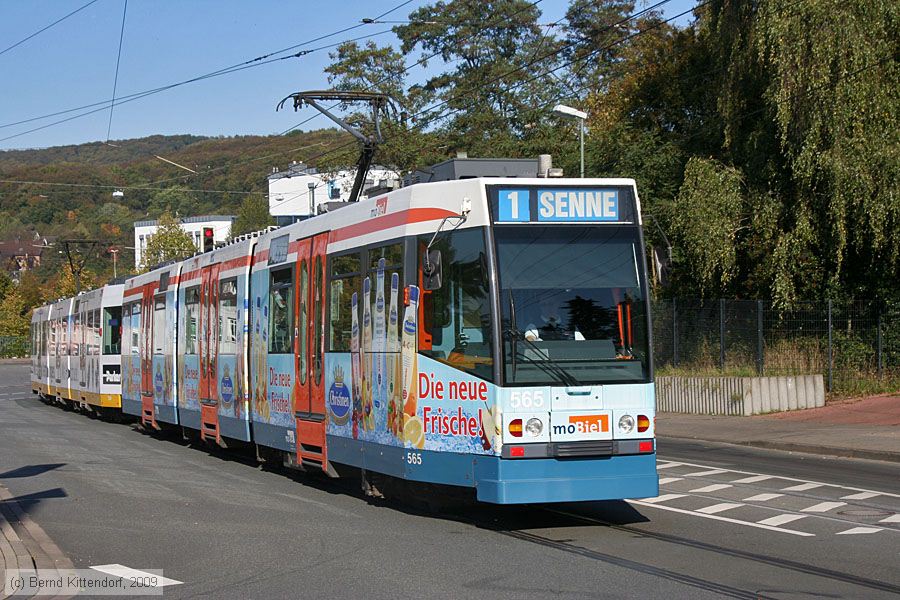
[
  {"left": 0, "top": 0, "right": 101, "bottom": 58},
  {"left": 105, "top": 0, "right": 129, "bottom": 143}
]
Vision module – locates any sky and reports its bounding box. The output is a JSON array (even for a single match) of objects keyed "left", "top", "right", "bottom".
[{"left": 0, "top": 0, "right": 699, "bottom": 151}]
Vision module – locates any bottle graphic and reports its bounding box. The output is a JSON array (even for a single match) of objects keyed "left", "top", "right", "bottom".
[
  {"left": 387, "top": 273, "right": 400, "bottom": 436},
  {"left": 373, "top": 259, "right": 386, "bottom": 414},
  {"left": 401, "top": 286, "right": 420, "bottom": 445},
  {"left": 361, "top": 277, "right": 374, "bottom": 431},
  {"left": 350, "top": 292, "right": 361, "bottom": 439}
]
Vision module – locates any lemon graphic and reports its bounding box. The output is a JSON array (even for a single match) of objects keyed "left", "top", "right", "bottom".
[{"left": 403, "top": 415, "right": 425, "bottom": 449}]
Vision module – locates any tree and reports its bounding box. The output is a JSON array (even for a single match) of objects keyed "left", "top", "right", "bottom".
[
  {"left": 148, "top": 186, "right": 200, "bottom": 218},
  {"left": 394, "top": 0, "right": 563, "bottom": 153},
  {"left": 0, "top": 284, "right": 30, "bottom": 339},
  {"left": 563, "top": 0, "right": 637, "bottom": 92},
  {"left": 142, "top": 212, "right": 196, "bottom": 271},
  {"left": 230, "top": 195, "right": 273, "bottom": 239}
]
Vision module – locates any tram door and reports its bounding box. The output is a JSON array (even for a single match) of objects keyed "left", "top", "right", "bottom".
[
  {"left": 140, "top": 287, "right": 156, "bottom": 427},
  {"left": 199, "top": 263, "right": 221, "bottom": 442},
  {"left": 294, "top": 233, "right": 329, "bottom": 471}
]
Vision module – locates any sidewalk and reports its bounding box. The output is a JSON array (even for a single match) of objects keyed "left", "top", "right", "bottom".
[
  {"left": 0, "top": 482, "right": 73, "bottom": 599},
  {"left": 657, "top": 394, "right": 900, "bottom": 463}
]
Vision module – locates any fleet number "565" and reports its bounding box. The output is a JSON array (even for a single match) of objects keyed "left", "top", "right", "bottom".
[
  {"left": 508, "top": 389, "right": 545, "bottom": 409},
  {"left": 406, "top": 452, "right": 422, "bottom": 465}
]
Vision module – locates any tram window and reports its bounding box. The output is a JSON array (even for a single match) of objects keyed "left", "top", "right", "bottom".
[
  {"left": 87, "top": 310, "right": 95, "bottom": 355},
  {"left": 153, "top": 296, "right": 167, "bottom": 355},
  {"left": 366, "top": 243, "right": 404, "bottom": 351},
  {"left": 329, "top": 252, "right": 361, "bottom": 352},
  {"left": 219, "top": 279, "right": 238, "bottom": 355},
  {"left": 103, "top": 307, "right": 122, "bottom": 355},
  {"left": 73, "top": 313, "right": 81, "bottom": 357},
  {"left": 184, "top": 287, "right": 200, "bottom": 355},
  {"left": 417, "top": 228, "right": 493, "bottom": 381},
  {"left": 130, "top": 301, "right": 141, "bottom": 355},
  {"left": 93, "top": 309, "right": 101, "bottom": 355},
  {"left": 268, "top": 268, "right": 293, "bottom": 354}
]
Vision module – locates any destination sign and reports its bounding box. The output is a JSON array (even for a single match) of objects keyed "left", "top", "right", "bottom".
[{"left": 490, "top": 186, "right": 634, "bottom": 224}]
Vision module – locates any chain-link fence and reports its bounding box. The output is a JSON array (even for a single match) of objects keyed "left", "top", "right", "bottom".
[
  {"left": 653, "top": 299, "right": 900, "bottom": 396},
  {"left": 0, "top": 336, "right": 29, "bottom": 359}
]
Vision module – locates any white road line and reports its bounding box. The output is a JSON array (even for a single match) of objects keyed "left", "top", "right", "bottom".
[
  {"left": 656, "top": 462, "right": 683, "bottom": 469},
  {"left": 841, "top": 491, "right": 879, "bottom": 500},
  {"left": 757, "top": 514, "right": 807, "bottom": 527},
  {"left": 696, "top": 502, "right": 744, "bottom": 514},
  {"left": 801, "top": 501, "right": 846, "bottom": 513},
  {"left": 659, "top": 477, "right": 683, "bottom": 485},
  {"left": 657, "top": 458, "right": 900, "bottom": 498},
  {"left": 879, "top": 514, "right": 900, "bottom": 523},
  {"left": 744, "top": 493, "right": 784, "bottom": 502},
  {"left": 685, "top": 469, "right": 729, "bottom": 477},
  {"left": 689, "top": 484, "right": 732, "bottom": 493},
  {"left": 642, "top": 493, "right": 687, "bottom": 504},
  {"left": 89, "top": 564, "right": 182, "bottom": 587},
  {"left": 731, "top": 475, "right": 773, "bottom": 484},
  {"left": 629, "top": 500, "right": 814, "bottom": 536},
  {"left": 782, "top": 482, "right": 824, "bottom": 492},
  {"left": 836, "top": 527, "right": 883, "bottom": 535}
]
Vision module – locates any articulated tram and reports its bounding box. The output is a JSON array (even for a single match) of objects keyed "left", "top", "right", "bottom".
[{"left": 31, "top": 174, "right": 658, "bottom": 504}]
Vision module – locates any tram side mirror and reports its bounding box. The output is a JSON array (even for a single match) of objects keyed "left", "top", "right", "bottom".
[{"left": 422, "top": 250, "right": 442, "bottom": 291}]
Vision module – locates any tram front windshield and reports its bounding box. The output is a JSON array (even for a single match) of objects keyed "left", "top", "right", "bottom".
[{"left": 495, "top": 225, "right": 650, "bottom": 385}]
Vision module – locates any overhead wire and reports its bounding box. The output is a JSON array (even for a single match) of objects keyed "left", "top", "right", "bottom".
[
  {"left": 0, "top": 0, "right": 417, "bottom": 135},
  {"left": 0, "top": 0, "right": 101, "bottom": 58},
  {"left": 105, "top": 0, "right": 129, "bottom": 143}
]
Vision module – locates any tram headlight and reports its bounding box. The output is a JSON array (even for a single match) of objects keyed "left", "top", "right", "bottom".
[
  {"left": 525, "top": 417, "right": 543, "bottom": 437},
  {"left": 618, "top": 414, "right": 635, "bottom": 434}
]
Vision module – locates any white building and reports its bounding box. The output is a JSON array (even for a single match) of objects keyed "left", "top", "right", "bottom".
[
  {"left": 133, "top": 215, "right": 235, "bottom": 269},
  {"left": 268, "top": 162, "right": 400, "bottom": 226}
]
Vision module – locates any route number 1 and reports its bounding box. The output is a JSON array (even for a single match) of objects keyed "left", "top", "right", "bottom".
[{"left": 499, "top": 189, "right": 530, "bottom": 222}]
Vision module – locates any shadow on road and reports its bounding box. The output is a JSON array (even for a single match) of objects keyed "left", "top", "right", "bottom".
[{"left": 0, "top": 463, "right": 66, "bottom": 479}]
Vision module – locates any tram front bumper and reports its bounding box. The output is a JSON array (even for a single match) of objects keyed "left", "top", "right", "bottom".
[{"left": 474, "top": 451, "right": 659, "bottom": 504}]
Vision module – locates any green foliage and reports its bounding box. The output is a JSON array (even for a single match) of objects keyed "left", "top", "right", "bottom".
[
  {"left": 141, "top": 212, "right": 196, "bottom": 271},
  {"left": 670, "top": 158, "right": 744, "bottom": 296},
  {"left": 231, "top": 195, "right": 273, "bottom": 239},
  {"left": 148, "top": 186, "right": 199, "bottom": 218}
]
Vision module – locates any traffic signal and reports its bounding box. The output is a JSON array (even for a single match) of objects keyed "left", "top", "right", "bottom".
[{"left": 202, "top": 227, "right": 214, "bottom": 252}]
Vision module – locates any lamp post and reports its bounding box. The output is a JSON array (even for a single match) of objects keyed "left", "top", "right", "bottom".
[{"left": 552, "top": 104, "right": 588, "bottom": 178}]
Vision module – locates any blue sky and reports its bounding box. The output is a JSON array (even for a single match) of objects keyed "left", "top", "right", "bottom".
[{"left": 0, "top": 0, "right": 698, "bottom": 151}]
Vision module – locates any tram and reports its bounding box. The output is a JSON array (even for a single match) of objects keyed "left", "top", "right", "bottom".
[{"left": 31, "top": 169, "right": 658, "bottom": 504}]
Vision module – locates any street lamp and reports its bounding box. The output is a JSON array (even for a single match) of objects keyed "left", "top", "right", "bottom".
[{"left": 552, "top": 104, "right": 588, "bottom": 178}]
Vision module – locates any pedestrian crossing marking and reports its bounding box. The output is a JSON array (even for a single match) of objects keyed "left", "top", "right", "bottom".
[
  {"left": 689, "top": 484, "right": 732, "bottom": 493},
  {"left": 696, "top": 502, "right": 743, "bottom": 515},
  {"left": 836, "top": 527, "right": 883, "bottom": 535},
  {"left": 782, "top": 482, "right": 823, "bottom": 492},
  {"left": 743, "top": 493, "right": 783, "bottom": 502},
  {"left": 757, "top": 514, "right": 807, "bottom": 527},
  {"left": 801, "top": 501, "right": 846, "bottom": 513},
  {"left": 658, "top": 477, "right": 682, "bottom": 485},
  {"left": 841, "top": 491, "right": 879, "bottom": 500},
  {"left": 731, "top": 475, "right": 773, "bottom": 484},
  {"left": 642, "top": 493, "right": 686, "bottom": 504},
  {"left": 879, "top": 514, "right": 900, "bottom": 523},
  {"left": 684, "top": 469, "right": 728, "bottom": 477}
]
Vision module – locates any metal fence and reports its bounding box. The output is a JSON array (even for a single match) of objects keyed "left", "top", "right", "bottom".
[{"left": 652, "top": 299, "right": 900, "bottom": 396}]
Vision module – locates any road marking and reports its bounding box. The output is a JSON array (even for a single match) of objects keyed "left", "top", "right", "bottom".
[
  {"left": 656, "top": 462, "right": 683, "bottom": 469},
  {"left": 801, "top": 501, "right": 846, "bottom": 513},
  {"left": 743, "top": 493, "right": 784, "bottom": 502},
  {"left": 879, "top": 514, "right": 900, "bottom": 523},
  {"left": 684, "top": 469, "right": 728, "bottom": 477},
  {"left": 659, "top": 477, "right": 682, "bottom": 485},
  {"left": 696, "top": 502, "right": 744, "bottom": 514},
  {"left": 730, "top": 475, "right": 773, "bottom": 484},
  {"left": 657, "top": 459, "right": 900, "bottom": 499},
  {"left": 836, "top": 527, "right": 883, "bottom": 535},
  {"left": 89, "top": 565, "right": 182, "bottom": 587},
  {"left": 629, "top": 500, "right": 814, "bottom": 536},
  {"left": 841, "top": 491, "right": 879, "bottom": 500},
  {"left": 782, "top": 482, "right": 823, "bottom": 492},
  {"left": 642, "top": 493, "right": 686, "bottom": 504},
  {"left": 689, "top": 484, "right": 732, "bottom": 493},
  {"left": 757, "top": 514, "right": 807, "bottom": 527}
]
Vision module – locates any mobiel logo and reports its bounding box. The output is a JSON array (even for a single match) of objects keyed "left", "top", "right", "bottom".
[{"left": 552, "top": 414, "right": 609, "bottom": 435}]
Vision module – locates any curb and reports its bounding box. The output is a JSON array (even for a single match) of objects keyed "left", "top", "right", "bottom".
[{"left": 658, "top": 434, "right": 900, "bottom": 464}]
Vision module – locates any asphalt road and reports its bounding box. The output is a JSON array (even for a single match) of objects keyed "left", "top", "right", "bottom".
[{"left": 2, "top": 364, "right": 899, "bottom": 599}]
